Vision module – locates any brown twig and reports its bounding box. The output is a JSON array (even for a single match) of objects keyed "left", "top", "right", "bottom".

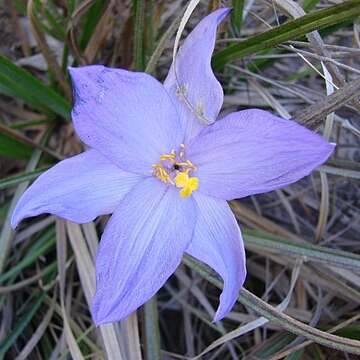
[{"left": 291, "top": 77, "right": 360, "bottom": 129}]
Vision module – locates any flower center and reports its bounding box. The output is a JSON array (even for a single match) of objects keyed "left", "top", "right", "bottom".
[{"left": 151, "top": 144, "right": 199, "bottom": 198}]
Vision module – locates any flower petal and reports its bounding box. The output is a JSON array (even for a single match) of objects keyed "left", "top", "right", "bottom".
[
  {"left": 92, "top": 177, "right": 196, "bottom": 325},
  {"left": 69, "top": 66, "right": 183, "bottom": 175},
  {"left": 164, "top": 8, "right": 231, "bottom": 142},
  {"left": 186, "top": 193, "right": 246, "bottom": 321},
  {"left": 11, "top": 150, "right": 142, "bottom": 228},
  {"left": 187, "top": 109, "right": 335, "bottom": 200}
]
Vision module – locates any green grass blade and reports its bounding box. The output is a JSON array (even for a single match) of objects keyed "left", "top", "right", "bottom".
[
  {"left": 0, "top": 54, "right": 71, "bottom": 119},
  {"left": 0, "top": 167, "right": 50, "bottom": 191},
  {"left": 285, "top": 350, "right": 304, "bottom": 360},
  {"left": 133, "top": 0, "right": 146, "bottom": 70},
  {"left": 0, "top": 292, "right": 45, "bottom": 356},
  {"left": 231, "top": 0, "right": 245, "bottom": 35},
  {"left": 242, "top": 228, "right": 360, "bottom": 271},
  {"left": 303, "top": 0, "right": 321, "bottom": 12},
  {"left": 0, "top": 132, "right": 33, "bottom": 159},
  {"left": 0, "top": 228, "right": 55, "bottom": 283},
  {"left": 0, "top": 128, "right": 53, "bottom": 275},
  {"left": 80, "top": 0, "right": 106, "bottom": 49},
  {"left": 144, "top": 297, "right": 161, "bottom": 360},
  {"left": 212, "top": 0, "right": 360, "bottom": 70}
]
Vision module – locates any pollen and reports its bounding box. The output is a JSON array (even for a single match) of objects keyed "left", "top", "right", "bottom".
[{"left": 151, "top": 145, "right": 199, "bottom": 197}]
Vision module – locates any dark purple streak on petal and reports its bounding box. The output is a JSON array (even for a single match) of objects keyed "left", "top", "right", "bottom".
[{"left": 69, "top": 66, "right": 183, "bottom": 175}]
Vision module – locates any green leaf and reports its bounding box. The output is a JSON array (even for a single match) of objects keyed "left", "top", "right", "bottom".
[
  {"left": 212, "top": 0, "right": 360, "bottom": 70},
  {"left": 0, "top": 54, "right": 71, "bottom": 120},
  {"left": 0, "top": 132, "right": 33, "bottom": 159}
]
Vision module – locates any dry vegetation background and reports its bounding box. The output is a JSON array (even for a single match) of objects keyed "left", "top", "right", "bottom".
[{"left": 0, "top": 0, "right": 360, "bottom": 359}]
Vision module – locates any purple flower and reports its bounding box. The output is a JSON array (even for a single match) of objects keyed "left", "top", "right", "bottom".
[{"left": 11, "top": 8, "right": 334, "bottom": 325}]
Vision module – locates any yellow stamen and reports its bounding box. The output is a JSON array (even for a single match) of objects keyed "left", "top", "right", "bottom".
[
  {"left": 175, "top": 172, "right": 199, "bottom": 198},
  {"left": 188, "top": 177, "right": 199, "bottom": 190},
  {"left": 152, "top": 145, "right": 198, "bottom": 197},
  {"left": 152, "top": 164, "right": 174, "bottom": 185},
  {"left": 186, "top": 160, "right": 197, "bottom": 170},
  {"left": 175, "top": 172, "right": 189, "bottom": 188},
  {"left": 179, "top": 187, "right": 192, "bottom": 198}
]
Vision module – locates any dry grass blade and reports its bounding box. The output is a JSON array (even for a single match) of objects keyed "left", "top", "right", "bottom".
[
  {"left": 82, "top": 223, "right": 141, "bottom": 360},
  {"left": 7, "top": 1, "right": 31, "bottom": 57},
  {"left": 315, "top": 65, "right": 334, "bottom": 242},
  {"left": 0, "top": 267, "right": 53, "bottom": 294},
  {"left": 315, "top": 172, "right": 329, "bottom": 242},
  {"left": 84, "top": 1, "right": 115, "bottom": 63},
  {"left": 248, "top": 78, "right": 291, "bottom": 118},
  {"left": 119, "top": 313, "right": 142, "bottom": 360},
  {"left": 15, "top": 294, "right": 56, "bottom": 360},
  {"left": 191, "top": 262, "right": 302, "bottom": 359},
  {"left": 66, "top": 222, "right": 124, "bottom": 360},
  {"left": 56, "top": 219, "right": 84, "bottom": 360},
  {"left": 27, "top": 0, "right": 72, "bottom": 100},
  {"left": 239, "top": 288, "right": 360, "bottom": 354},
  {"left": 270, "top": 0, "right": 360, "bottom": 112},
  {"left": 230, "top": 202, "right": 303, "bottom": 241},
  {"left": 84, "top": 224, "right": 143, "bottom": 360}
]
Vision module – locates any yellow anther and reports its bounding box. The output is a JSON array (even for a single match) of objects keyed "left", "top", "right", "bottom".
[
  {"left": 152, "top": 145, "right": 198, "bottom": 195},
  {"left": 152, "top": 164, "right": 174, "bottom": 184},
  {"left": 175, "top": 172, "right": 189, "bottom": 188},
  {"left": 179, "top": 187, "right": 192, "bottom": 198},
  {"left": 186, "top": 160, "right": 197, "bottom": 170},
  {"left": 175, "top": 172, "right": 199, "bottom": 198},
  {"left": 188, "top": 177, "right": 199, "bottom": 190}
]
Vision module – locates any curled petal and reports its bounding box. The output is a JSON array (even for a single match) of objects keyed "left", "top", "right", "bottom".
[
  {"left": 11, "top": 150, "right": 142, "bottom": 227},
  {"left": 187, "top": 109, "right": 335, "bottom": 200},
  {"left": 93, "top": 177, "right": 196, "bottom": 325},
  {"left": 69, "top": 66, "right": 183, "bottom": 175},
  {"left": 164, "top": 8, "right": 231, "bottom": 142},
  {"left": 186, "top": 193, "right": 246, "bottom": 321}
]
